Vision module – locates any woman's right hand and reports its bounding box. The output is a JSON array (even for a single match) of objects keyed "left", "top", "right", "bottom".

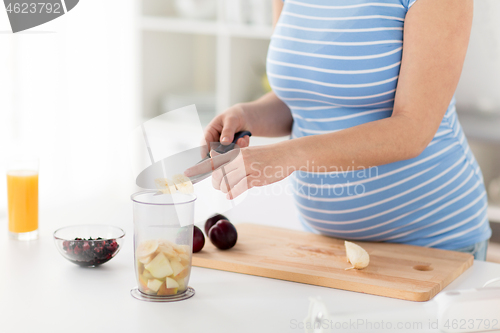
[{"left": 203, "top": 104, "right": 252, "bottom": 150}]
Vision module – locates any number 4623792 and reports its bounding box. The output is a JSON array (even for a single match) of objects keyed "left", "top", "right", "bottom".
[
  {"left": 444, "top": 319, "right": 499, "bottom": 331},
  {"left": 6, "top": 3, "right": 62, "bottom": 14}
]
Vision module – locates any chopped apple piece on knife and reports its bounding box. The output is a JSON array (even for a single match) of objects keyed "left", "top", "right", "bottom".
[
  {"left": 172, "top": 174, "right": 194, "bottom": 194},
  {"left": 154, "top": 178, "right": 177, "bottom": 194}
]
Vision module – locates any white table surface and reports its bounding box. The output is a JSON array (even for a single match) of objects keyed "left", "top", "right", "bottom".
[{"left": 1, "top": 184, "right": 500, "bottom": 333}]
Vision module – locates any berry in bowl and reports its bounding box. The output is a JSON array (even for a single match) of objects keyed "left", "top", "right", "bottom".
[{"left": 54, "top": 225, "right": 125, "bottom": 267}]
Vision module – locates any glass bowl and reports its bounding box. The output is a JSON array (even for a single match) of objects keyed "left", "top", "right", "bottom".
[{"left": 54, "top": 225, "right": 125, "bottom": 267}]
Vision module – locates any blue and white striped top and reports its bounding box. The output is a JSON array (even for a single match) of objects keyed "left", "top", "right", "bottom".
[{"left": 267, "top": 0, "right": 491, "bottom": 249}]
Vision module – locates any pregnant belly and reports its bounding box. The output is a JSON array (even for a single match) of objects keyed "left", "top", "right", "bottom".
[{"left": 290, "top": 135, "right": 483, "bottom": 239}]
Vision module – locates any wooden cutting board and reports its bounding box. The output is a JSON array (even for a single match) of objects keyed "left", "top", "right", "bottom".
[{"left": 192, "top": 223, "right": 473, "bottom": 302}]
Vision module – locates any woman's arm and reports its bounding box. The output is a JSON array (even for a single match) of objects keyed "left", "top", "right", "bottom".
[
  {"left": 284, "top": 0, "right": 473, "bottom": 171},
  {"left": 207, "top": 0, "right": 474, "bottom": 198},
  {"left": 239, "top": 92, "right": 293, "bottom": 137},
  {"left": 272, "top": 0, "right": 284, "bottom": 27}
]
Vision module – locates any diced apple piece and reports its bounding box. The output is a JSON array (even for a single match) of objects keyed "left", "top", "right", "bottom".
[
  {"left": 170, "top": 259, "right": 189, "bottom": 279},
  {"left": 143, "top": 269, "right": 153, "bottom": 279},
  {"left": 175, "top": 277, "right": 186, "bottom": 292},
  {"left": 137, "top": 261, "right": 144, "bottom": 275},
  {"left": 138, "top": 274, "right": 148, "bottom": 290},
  {"left": 144, "top": 288, "right": 156, "bottom": 295},
  {"left": 157, "top": 282, "right": 177, "bottom": 296},
  {"left": 177, "top": 268, "right": 189, "bottom": 279},
  {"left": 166, "top": 277, "right": 179, "bottom": 289},
  {"left": 147, "top": 279, "right": 163, "bottom": 293},
  {"left": 170, "top": 259, "right": 184, "bottom": 276},
  {"left": 145, "top": 253, "right": 173, "bottom": 279}
]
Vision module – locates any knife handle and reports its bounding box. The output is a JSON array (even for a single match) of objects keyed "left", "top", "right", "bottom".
[{"left": 211, "top": 131, "right": 252, "bottom": 156}]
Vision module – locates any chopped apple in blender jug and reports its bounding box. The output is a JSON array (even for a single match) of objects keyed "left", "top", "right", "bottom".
[{"left": 136, "top": 239, "right": 191, "bottom": 295}]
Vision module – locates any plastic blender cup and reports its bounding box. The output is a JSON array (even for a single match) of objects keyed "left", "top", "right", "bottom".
[{"left": 130, "top": 190, "right": 196, "bottom": 302}]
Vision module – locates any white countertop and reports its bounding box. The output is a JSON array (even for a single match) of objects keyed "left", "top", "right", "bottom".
[{"left": 1, "top": 184, "right": 500, "bottom": 333}]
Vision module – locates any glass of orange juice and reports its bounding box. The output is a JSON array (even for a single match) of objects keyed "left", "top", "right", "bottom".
[{"left": 7, "top": 157, "right": 39, "bottom": 241}]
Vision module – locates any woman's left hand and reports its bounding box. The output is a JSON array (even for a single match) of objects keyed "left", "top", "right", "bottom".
[{"left": 185, "top": 143, "right": 294, "bottom": 199}]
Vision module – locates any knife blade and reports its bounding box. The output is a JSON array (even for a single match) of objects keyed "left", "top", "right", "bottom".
[{"left": 136, "top": 131, "right": 251, "bottom": 191}]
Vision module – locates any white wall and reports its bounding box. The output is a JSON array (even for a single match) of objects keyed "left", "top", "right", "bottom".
[
  {"left": 0, "top": 0, "right": 139, "bottom": 217},
  {"left": 456, "top": 0, "right": 500, "bottom": 112}
]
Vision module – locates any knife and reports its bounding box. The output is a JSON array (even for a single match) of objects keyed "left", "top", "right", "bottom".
[{"left": 136, "top": 131, "right": 252, "bottom": 190}]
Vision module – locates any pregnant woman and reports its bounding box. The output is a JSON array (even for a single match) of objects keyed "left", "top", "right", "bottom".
[{"left": 197, "top": 0, "right": 491, "bottom": 259}]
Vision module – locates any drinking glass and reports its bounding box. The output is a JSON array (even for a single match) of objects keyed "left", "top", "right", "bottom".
[
  {"left": 130, "top": 190, "right": 196, "bottom": 302},
  {"left": 7, "top": 157, "right": 39, "bottom": 241}
]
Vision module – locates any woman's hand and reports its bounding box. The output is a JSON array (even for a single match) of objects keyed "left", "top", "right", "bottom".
[
  {"left": 203, "top": 104, "right": 252, "bottom": 150},
  {"left": 203, "top": 93, "right": 293, "bottom": 153},
  {"left": 210, "top": 143, "right": 294, "bottom": 199},
  {"left": 185, "top": 142, "right": 294, "bottom": 199},
  {"left": 191, "top": 93, "right": 293, "bottom": 198}
]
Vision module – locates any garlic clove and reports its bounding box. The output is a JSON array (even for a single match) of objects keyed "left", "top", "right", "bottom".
[{"left": 345, "top": 241, "right": 370, "bottom": 270}]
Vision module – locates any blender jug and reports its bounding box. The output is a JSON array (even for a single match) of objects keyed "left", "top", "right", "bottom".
[{"left": 131, "top": 190, "right": 196, "bottom": 302}]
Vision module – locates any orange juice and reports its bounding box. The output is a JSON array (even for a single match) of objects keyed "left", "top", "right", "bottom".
[{"left": 7, "top": 170, "right": 38, "bottom": 233}]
